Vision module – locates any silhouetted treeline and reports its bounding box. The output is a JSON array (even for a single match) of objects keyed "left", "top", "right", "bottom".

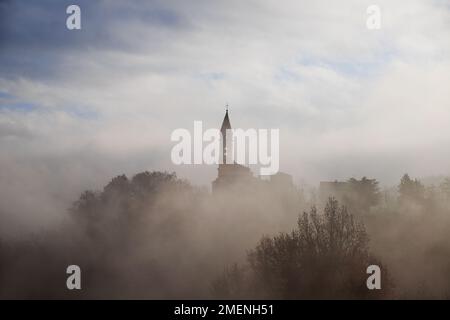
[
  {"left": 0, "top": 170, "right": 302, "bottom": 298},
  {"left": 0, "top": 171, "right": 450, "bottom": 298},
  {"left": 212, "top": 198, "right": 391, "bottom": 299}
]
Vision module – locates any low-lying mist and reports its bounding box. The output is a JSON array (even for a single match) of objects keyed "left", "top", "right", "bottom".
[{"left": 0, "top": 171, "right": 449, "bottom": 299}]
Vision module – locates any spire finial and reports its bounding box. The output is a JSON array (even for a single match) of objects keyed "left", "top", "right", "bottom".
[{"left": 226, "top": 102, "right": 228, "bottom": 113}]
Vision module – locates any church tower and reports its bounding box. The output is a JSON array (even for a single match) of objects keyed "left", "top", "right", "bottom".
[
  {"left": 212, "top": 108, "right": 295, "bottom": 195},
  {"left": 212, "top": 107, "right": 254, "bottom": 193}
]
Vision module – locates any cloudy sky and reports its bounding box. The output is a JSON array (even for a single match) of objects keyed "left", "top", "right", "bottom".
[{"left": 1, "top": 0, "right": 450, "bottom": 234}]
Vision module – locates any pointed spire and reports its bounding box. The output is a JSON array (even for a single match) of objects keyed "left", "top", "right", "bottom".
[
  {"left": 220, "top": 106, "right": 232, "bottom": 165},
  {"left": 220, "top": 105, "right": 231, "bottom": 133}
]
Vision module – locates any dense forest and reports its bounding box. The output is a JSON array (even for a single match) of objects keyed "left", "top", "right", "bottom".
[{"left": 0, "top": 171, "right": 450, "bottom": 299}]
